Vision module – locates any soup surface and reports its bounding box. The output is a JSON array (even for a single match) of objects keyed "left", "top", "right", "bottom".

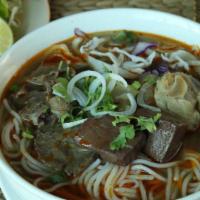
[{"left": 1, "top": 29, "right": 200, "bottom": 200}]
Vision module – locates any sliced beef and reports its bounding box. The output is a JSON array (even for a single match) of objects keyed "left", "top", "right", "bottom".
[
  {"left": 19, "top": 91, "right": 49, "bottom": 126},
  {"left": 144, "top": 118, "right": 187, "bottom": 162},
  {"left": 34, "top": 125, "right": 96, "bottom": 176},
  {"left": 78, "top": 116, "right": 146, "bottom": 166}
]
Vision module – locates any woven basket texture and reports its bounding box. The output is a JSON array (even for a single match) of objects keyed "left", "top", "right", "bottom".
[{"left": 49, "top": 0, "right": 197, "bottom": 20}]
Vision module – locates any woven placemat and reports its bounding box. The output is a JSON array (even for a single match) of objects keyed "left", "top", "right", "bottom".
[
  {"left": 0, "top": 1, "right": 200, "bottom": 199},
  {"left": 49, "top": 0, "right": 198, "bottom": 21}
]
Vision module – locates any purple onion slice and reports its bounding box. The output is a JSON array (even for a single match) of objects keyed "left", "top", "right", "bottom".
[
  {"left": 157, "top": 61, "right": 169, "bottom": 74},
  {"left": 74, "top": 28, "right": 87, "bottom": 38},
  {"left": 132, "top": 42, "right": 157, "bottom": 56}
]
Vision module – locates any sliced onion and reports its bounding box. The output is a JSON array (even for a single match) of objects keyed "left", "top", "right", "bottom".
[
  {"left": 133, "top": 42, "right": 157, "bottom": 56},
  {"left": 80, "top": 37, "right": 106, "bottom": 54},
  {"left": 73, "top": 87, "right": 87, "bottom": 107},
  {"left": 105, "top": 73, "right": 128, "bottom": 92},
  {"left": 108, "top": 79, "right": 117, "bottom": 92},
  {"left": 89, "top": 78, "right": 101, "bottom": 93},
  {"left": 89, "top": 50, "right": 121, "bottom": 74},
  {"left": 137, "top": 82, "right": 161, "bottom": 112},
  {"left": 72, "top": 37, "right": 83, "bottom": 52},
  {"left": 91, "top": 93, "right": 137, "bottom": 117},
  {"left": 112, "top": 47, "right": 156, "bottom": 69},
  {"left": 62, "top": 118, "right": 87, "bottom": 129},
  {"left": 67, "top": 70, "right": 106, "bottom": 111},
  {"left": 161, "top": 50, "right": 200, "bottom": 70},
  {"left": 87, "top": 55, "right": 112, "bottom": 73}
]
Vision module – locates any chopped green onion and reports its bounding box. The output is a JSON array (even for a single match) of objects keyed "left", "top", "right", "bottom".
[{"left": 22, "top": 130, "right": 34, "bottom": 139}]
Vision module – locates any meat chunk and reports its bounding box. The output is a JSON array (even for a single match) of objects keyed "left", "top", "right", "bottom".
[
  {"left": 144, "top": 119, "right": 186, "bottom": 162},
  {"left": 78, "top": 116, "right": 146, "bottom": 165},
  {"left": 34, "top": 125, "right": 96, "bottom": 176},
  {"left": 136, "top": 108, "right": 187, "bottom": 162}
]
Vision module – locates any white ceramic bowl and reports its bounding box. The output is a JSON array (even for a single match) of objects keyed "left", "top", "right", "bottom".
[{"left": 0, "top": 8, "right": 200, "bottom": 200}]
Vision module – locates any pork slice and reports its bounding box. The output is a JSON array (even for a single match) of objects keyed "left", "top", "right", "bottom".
[
  {"left": 78, "top": 116, "right": 146, "bottom": 166},
  {"left": 34, "top": 125, "right": 96, "bottom": 176}
]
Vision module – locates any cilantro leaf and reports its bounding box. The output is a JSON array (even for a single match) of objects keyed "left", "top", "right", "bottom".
[
  {"left": 52, "top": 77, "right": 69, "bottom": 101},
  {"left": 110, "top": 132, "right": 126, "bottom": 151},
  {"left": 136, "top": 117, "right": 156, "bottom": 133},
  {"left": 112, "top": 115, "right": 131, "bottom": 126},
  {"left": 122, "top": 125, "right": 135, "bottom": 140},
  {"left": 136, "top": 113, "right": 161, "bottom": 133},
  {"left": 110, "top": 125, "right": 135, "bottom": 151}
]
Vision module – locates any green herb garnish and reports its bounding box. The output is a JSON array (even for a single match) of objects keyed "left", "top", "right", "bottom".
[
  {"left": 22, "top": 130, "right": 34, "bottom": 139},
  {"left": 130, "top": 81, "right": 141, "bottom": 90},
  {"left": 10, "top": 84, "right": 20, "bottom": 93},
  {"left": 112, "top": 31, "right": 138, "bottom": 44},
  {"left": 48, "top": 172, "right": 67, "bottom": 184},
  {"left": 112, "top": 115, "right": 130, "bottom": 126},
  {"left": 52, "top": 77, "right": 69, "bottom": 101},
  {"left": 96, "top": 90, "right": 117, "bottom": 112},
  {"left": 135, "top": 113, "right": 161, "bottom": 133},
  {"left": 110, "top": 113, "right": 161, "bottom": 150},
  {"left": 110, "top": 125, "right": 135, "bottom": 150}
]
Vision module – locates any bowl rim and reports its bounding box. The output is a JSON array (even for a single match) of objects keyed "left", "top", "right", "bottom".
[{"left": 1, "top": 7, "right": 200, "bottom": 200}]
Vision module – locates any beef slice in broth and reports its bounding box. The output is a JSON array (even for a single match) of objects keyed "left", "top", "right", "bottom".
[
  {"left": 78, "top": 116, "right": 146, "bottom": 165},
  {"left": 34, "top": 125, "right": 96, "bottom": 176}
]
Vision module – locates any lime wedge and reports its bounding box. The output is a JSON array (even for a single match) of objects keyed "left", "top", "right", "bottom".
[{"left": 0, "top": 17, "right": 13, "bottom": 55}]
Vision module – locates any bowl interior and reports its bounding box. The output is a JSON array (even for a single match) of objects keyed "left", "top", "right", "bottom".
[{"left": 1, "top": 8, "right": 200, "bottom": 200}]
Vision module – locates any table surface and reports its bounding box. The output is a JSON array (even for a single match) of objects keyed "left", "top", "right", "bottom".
[{"left": 1, "top": 0, "right": 200, "bottom": 199}]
